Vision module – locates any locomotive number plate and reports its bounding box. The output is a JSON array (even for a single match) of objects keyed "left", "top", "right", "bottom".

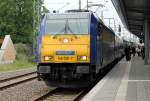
[{"left": 58, "top": 56, "right": 74, "bottom": 60}]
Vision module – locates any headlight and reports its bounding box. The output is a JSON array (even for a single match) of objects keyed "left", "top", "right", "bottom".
[
  {"left": 44, "top": 56, "right": 49, "bottom": 61},
  {"left": 63, "top": 38, "right": 69, "bottom": 43},
  {"left": 82, "top": 56, "right": 87, "bottom": 60},
  {"left": 44, "top": 56, "right": 53, "bottom": 61},
  {"left": 77, "top": 56, "right": 87, "bottom": 61}
]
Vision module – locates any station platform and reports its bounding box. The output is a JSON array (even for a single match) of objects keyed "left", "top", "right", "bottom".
[{"left": 82, "top": 56, "right": 150, "bottom": 101}]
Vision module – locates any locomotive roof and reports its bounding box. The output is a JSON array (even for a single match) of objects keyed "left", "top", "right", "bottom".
[
  {"left": 44, "top": 12, "right": 103, "bottom": 23},
  {"left": 45, "top": 12, "right": 91, "bottom": 19}
]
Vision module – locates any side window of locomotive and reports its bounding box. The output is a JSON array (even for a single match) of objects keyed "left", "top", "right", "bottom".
[
  {"left": 98, "top": 23, "right": 103, "bottom": 34},
  {"left": 97, "top": 23, "right": 103, "bottom": 40}
]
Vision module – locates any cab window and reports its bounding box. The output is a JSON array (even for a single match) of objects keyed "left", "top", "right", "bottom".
[{"left": 45, "top": 18, "right": 89, "bottom": 35}]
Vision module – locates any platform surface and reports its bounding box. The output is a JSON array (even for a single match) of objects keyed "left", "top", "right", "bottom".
[{"left": 82, "top": 56, "right": 150, "bottom": 101}]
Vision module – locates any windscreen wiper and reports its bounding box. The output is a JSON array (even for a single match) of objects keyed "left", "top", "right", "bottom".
[{"left": 53, "top": 19, "right": 78, "bottom": 39}]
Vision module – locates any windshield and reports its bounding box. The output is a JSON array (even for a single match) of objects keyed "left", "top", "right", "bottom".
[{"left": 45, "top": 18, "right": 89, "bottom": 35}]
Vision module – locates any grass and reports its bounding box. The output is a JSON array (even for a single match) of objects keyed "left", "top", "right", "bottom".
[{"left": 0, "top": 60, "right": 36, "bottom": 73}]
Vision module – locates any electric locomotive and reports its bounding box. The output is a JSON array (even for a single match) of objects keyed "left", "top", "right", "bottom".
[{"left": 37, "top": 11, "right": 124, "bottom": 87}]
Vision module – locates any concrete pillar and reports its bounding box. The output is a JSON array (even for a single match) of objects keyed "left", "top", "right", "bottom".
[{"left": 144, "top": 19, "right": 150, "bottom": 64}]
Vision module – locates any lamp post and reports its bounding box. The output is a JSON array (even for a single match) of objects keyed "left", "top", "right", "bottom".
[
  {"left": 87, "top": 0, "right": 88, "bottom": 10},
  {"left": 79, "top": 0, "right": 81, "bottom": 10}
]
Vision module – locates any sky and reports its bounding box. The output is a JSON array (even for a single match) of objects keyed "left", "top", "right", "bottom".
[
  {"left": 44, "top": 0, "right": 118, "bottom": 19},
  {"left": 43, "top": 0, "right": 139, "bottom": 43}
]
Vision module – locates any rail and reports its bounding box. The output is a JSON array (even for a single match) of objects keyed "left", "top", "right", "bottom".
[{"left": 0, "top": 72, "right": 37, "bottom": 90}]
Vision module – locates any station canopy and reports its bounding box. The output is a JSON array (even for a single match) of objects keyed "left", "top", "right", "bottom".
[{"left": 112, "top": 0, "right": 150, "bottom": 39}]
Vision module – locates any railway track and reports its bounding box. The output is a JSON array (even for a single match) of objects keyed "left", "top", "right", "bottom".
[
  {"left": 32, "top": 59, "right": 119, "bottom": 101},
  {"left": 33, "top": 57, "right": 121, "bottom": 101},
  {"left": 33, "top": 65, "right": 112, "bottom": 101},
  {"left": 34, "top": 88, "right": 86, "bottom": 101},
  {"left": 0, "top": 71, "right": 37, "bottom": 90}
]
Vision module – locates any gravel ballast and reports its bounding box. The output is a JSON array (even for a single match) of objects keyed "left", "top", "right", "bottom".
[
  {"left": 0, "top": 68, "right": 36, "bottom": 81},
  {"left": 0, "top": 79, "right": 53, "bottom": 101}
]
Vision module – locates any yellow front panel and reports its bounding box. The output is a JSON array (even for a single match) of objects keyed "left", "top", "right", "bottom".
[{"left": 41, "top": 35, "right": 90, "bottom": 63}]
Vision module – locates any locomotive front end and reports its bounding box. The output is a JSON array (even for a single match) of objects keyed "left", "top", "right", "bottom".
[{"left": 37, "top": 13, "right": 92, "bottom": 87}]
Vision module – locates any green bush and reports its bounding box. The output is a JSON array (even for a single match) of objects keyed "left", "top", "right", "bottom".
[{"left": 15, "top": 43, "right": 32, "bottom": 61}]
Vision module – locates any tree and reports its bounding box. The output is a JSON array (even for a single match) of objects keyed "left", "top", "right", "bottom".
[
  {"left": 0, "top": 0, "right": 35, "bottom": 44},
  {"left": 0, "top": 0, "right": 16, "bottom": 37},
  {"left": 0, "top": 0, "right": 48, "bottom": 44}
]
